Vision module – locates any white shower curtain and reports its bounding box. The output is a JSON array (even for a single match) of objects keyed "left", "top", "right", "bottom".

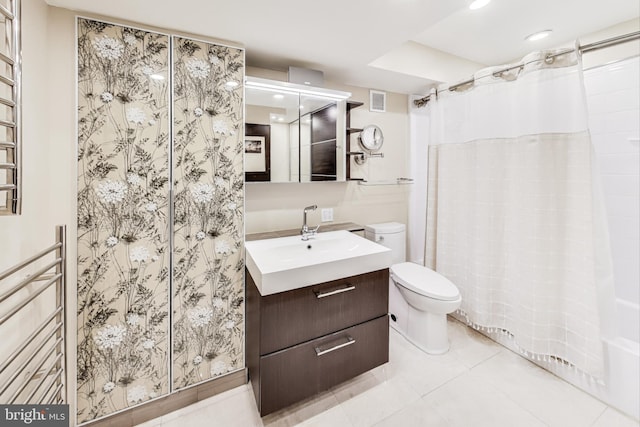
[{"left": 424, "top": 49, "right": 614, "bottom": 380}]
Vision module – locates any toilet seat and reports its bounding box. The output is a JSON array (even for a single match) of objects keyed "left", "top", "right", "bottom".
[{"left": 390, "top": 262, "right": 460, "bottom": 301}]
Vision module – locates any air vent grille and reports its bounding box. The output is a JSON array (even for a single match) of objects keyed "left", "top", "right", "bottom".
[{"left": 370, "top": 90, "right": 386, "bottom": 113}]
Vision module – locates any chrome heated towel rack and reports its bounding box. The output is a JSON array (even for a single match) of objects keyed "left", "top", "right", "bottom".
[{"left": 0, "top": 225, "right": 67, "bottom": 404}]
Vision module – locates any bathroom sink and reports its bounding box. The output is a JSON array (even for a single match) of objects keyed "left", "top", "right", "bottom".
[{"left": 245, "top": 230, "right": 392, "bottom": 296}]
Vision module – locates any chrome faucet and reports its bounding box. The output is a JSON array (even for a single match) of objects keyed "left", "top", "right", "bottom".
[{"left": 301, "top": 205, "right": 320, "bottom": 240}]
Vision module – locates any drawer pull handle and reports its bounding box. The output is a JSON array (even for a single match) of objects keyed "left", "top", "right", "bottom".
[
  {"left": 314, "top": 285, "right": 356, "bottom": 299},
  {"left": 315, "top": 336, "right": 356, "bottom": 356}
]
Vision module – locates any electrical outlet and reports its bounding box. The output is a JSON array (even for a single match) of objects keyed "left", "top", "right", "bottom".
[{"left": 321, "top": 208, "right": 333, "bottom": 222}]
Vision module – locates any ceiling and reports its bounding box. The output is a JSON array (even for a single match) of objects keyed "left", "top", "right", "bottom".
[{"left": 46, "top": 0, "right": 640, "bottom": 94}]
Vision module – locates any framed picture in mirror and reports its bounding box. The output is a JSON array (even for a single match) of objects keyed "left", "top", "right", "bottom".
[{"left": 245, "top": 123, "right": 271, "bottom": 182}]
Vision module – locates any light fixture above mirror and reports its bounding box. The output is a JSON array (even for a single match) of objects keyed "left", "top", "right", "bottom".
[{"left": 245, "top": 77, "right": 352, "bottom": 183}]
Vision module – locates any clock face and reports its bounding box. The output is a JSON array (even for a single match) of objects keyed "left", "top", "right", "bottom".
[{"left": 359, "top": 125, "right": 384, "bottom": 151}]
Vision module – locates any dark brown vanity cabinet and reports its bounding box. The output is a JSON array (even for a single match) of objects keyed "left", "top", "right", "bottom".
[{"left": 246, "top": 269, "right": 389, "bottom": 415}]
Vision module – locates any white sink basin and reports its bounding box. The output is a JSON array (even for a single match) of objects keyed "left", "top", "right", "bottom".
[{"left": 245, "top": 230, "right": 392, "bottom": 296}]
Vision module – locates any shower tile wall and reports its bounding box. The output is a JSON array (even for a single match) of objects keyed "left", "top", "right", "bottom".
[{"left": 584, "top": 56, "right": 640, "bottom": 342}]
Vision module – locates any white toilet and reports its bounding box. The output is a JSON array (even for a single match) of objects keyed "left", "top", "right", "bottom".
[{"left": 365, "top": 222, "right": 461, "bottom": 354}]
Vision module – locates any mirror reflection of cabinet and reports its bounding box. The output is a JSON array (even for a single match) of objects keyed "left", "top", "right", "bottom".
[{"left": 245, "top": 77, "right": 350, "bottom": 183}]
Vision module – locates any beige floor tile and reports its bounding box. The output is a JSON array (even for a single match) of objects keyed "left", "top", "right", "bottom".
[
  {"left": 335, "top": 374, "right": 421, "bottom": 427},
  {"left": 331, "top": 372, "right": 382, "bottom": 404},
  {"left": 421, "top": 371, "right": 546, "bottom": 427},
  {"left": 134, "top": 418, "right": 162, "bottom": 427},
  {"left": 159, "top": 384, "right": 249, "bottom": 424},
  {"left": 297, "top": 404, "right": 354, "bottom": 427},
  {"left": 446, "top": 317, "right": 504, "bottom": 368},
  {"left": 591, "top": 407, "right": 640, "bottom": 427},
  {"left": 135, "top": 324, "right": 634, "bottom": 427},
  {"left": 471, "top": 349, "right": 607, "bottom": 427},
  {"left": 372, "top": 398, "right": 450, "bottom": 427},
  {"left": 261, "top": 390, "right": 341, "bottom": 427},
  {"left": 377, "top": 329, "right": 469, "bottom": 396},
  {"left": 161, "top": 385, "right": 261, "bottom": 427}
]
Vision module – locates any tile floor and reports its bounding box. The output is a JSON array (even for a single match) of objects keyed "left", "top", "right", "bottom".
[{"left": 137, "top": 318, "right": 639, "bottom": 427}]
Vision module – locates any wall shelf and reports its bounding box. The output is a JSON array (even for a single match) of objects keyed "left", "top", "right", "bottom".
[{"left": 346, "top": 101, "right": 364, "bottom": 181}]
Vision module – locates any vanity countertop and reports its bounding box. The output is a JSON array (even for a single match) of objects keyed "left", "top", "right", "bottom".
[{"left": 245, "top": 222, "right": 364, "bottom": 241}]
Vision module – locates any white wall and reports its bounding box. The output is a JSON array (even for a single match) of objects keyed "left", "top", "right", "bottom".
[
  {"left": 0, "top": 0, "right": 71, "bottom": 272},
  {"left": 584, "top": 56, "right": 640, "bottom": 342},
  {"left": 245, "top": 67, "right": 410, "bottom": 234}
]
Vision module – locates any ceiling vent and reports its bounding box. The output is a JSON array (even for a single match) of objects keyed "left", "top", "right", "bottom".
[{"left": 370, "top": 90, "right": 386, "bottom": 113}]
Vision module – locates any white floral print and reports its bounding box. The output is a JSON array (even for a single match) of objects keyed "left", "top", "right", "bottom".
[
  {"left": 190, "top": 183, "right": 214, "bottom": 204},
  {"left": 129, "top": 246, "right": 150, "bottom": 263},
  {"left": 92, "top": 36, "right": 124, "bottom": 60},
  {"left": 210, "top": 360, "right": 227, "bottom": 376},
  {"left": 208, "top": 54, "right": 220, "bottom": 65},
  {"left": 103, "top": 381, "right": 116, "bottom": 393},
  {"left": 100, "top": 92, "right": 113, "bottom": 103},
  {"left": 212, "top": 297, "right": 224, "bottom": 309},
  {"left": 185, "top": 58, "right": 210, "bottom": 79},
  {"left": 123, "top": 33, "right": 137, "bottom": 46},
  {"left": 127, "top": 385, "right": 147, "bottom": 403},
  {"left": 106, "top": 236, "right": 119, "bottom": 247},
  {"left": 193, "top": 355, "right": 203, "bottom": 365},
  {"left": 127, "top": 173, "right": 142, "bottom": 186},
  {"left": 96, "top": 180, "right": 127, "bottom": 204},
  {"left": 211, "top": 119, "right": 234, "bottom": 135},
  {"left": 195, "top": 231, "right": 206, "bottom": 241},
  {"left": 215, "top": 239, "right": 231, "bottom": 255},
  {"left": 94, "top": 325, "right": 127, "bottom": 350},
  {"left": 126, "top": 313, "right": 139, "bottom": 326},
  {"left": 194, "top": 107, "right": 203, "bottom": 117},
  {"left": 214, "top": 176, "right": 225, "bottom": 187},
  {"left": 188, "top": 306, "right": 213, "bottom": 328},
  {"left": 126, "top": 107, "right": 146, "bottom": 125},
  {"left": 142, "top": 65, "right": 154, "bottom": 75},
  {"left": 145, "top": 202, "right": 157, "bottom": 212},
  {"left": 142, "top": 339, "right": 155, "bottom": 350},
  {"left": 224, "top": 320, "right": 235, "bottom": 330},
  {"left": 227, "top": 202, "right": 237, "bottom": 211}
]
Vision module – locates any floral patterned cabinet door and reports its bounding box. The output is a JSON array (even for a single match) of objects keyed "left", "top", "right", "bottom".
[
  {"left": 77, "top": 19, "right": 171, "bottom": 422},
  {"left": 171, "top": 36, "right": 245, "bottom": 390}
]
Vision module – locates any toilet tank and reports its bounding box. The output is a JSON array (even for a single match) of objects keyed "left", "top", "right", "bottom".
[{"left": 364, "top": 222, "right": 406, "bottom": 264}]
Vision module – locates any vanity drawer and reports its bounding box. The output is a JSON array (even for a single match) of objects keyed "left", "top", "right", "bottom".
[
  {"left": 258, "top": 269, "right": 388, "bottom": 354},
  {"left": 258, "top": 315, "right": 389, "bottom": 415}
]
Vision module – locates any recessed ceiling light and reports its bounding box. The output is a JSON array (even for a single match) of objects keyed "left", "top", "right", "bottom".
[
  {"left": 469, "top": 0, "right": 490, "bottom": 10},
  {"left": 273, "top": 94, "right": 284, "bottom": 100},
  {"left": 525, "top": 30, "right": 553, "bottom": 41}
]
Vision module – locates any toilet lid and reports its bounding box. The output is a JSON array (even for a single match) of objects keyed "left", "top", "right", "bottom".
[{"left": 390, "top": 262, "right": 460, "bottom": 301}]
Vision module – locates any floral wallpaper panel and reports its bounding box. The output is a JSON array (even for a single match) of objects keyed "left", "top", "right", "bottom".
[
  {"left": 77, "top": 18, "right": 170, "bottom": 423},
  {"left": 171, "top": 36, "right": 245, "bottom": 390}
]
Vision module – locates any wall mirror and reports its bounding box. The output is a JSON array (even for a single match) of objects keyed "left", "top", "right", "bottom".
[{"left": 245, "top": 77, "right": 350, "bottom": 182}]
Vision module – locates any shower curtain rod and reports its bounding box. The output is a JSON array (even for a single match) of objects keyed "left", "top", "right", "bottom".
[{"left": 413, "top": 30, "right": 640, "bottom": 107}]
